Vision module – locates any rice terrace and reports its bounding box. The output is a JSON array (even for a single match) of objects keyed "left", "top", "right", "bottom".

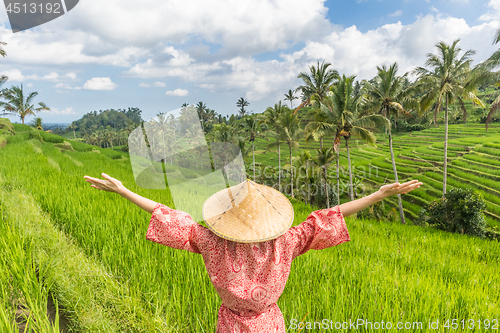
[
  {"left": 1, "top": 27, "right": 500, "bottom": 333},
  {"left": 1, "top": 116, "right": 500, "bottom": 332}
]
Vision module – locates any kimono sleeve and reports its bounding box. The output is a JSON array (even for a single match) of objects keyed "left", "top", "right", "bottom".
[
  {"left": 287, "top": 205, "right": 350, "bottom": 258},
  {"left": 146, "top": 203, "right": 204, "bottom": 254}
]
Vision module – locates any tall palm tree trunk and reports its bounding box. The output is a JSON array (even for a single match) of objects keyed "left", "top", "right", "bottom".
[
  {"left": 443, "top": 95, "right": 449, "bottom": 197},
  {"left": 434, "top": 105, "right": 439, "bottom": 127},
  {"left": 252, "top": 141, "right": 255, "bottom": 181},
  {"left": 278, "top": 142, "right": 281, "bottom": 192},
  {"left": 389, "top": 128, "right": 406, "bottom": 225},
  {"left": 289, "top": 146, "right": 294, "bottom": 198},
  {"left": 345, "top": 137, "right": 354, "bottom": 201},
  {"left": 306, "top": 164, "right": 310, "bottom": 206},
  {"left": 336, "top": 149, "right": 340, "bottom": 206},
  {"left": 320, "top": 137, "right": 323, "bottom": 150},
  {"left": 324, "top": 165, "right": 329, "bottom": 208}
]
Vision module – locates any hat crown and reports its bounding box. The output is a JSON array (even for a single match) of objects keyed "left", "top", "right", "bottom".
[{"left": 202, "top": 180, "right": 294, "bottom": 243}]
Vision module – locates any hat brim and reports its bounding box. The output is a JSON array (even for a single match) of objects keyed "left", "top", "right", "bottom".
[{"left": 202, "top": 180, "right": 294, "bottom": 243}]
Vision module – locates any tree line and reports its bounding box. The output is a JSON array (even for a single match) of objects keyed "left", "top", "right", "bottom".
[
  {"left": 199, "top": 35, "right": 500, "bottom": 224},
  {"left": 0, "top": 31, "right": 499, "bottom": 224}
]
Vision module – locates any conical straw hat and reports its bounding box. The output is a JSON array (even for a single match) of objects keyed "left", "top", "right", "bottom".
[{"left": 202, "top": 179, "right": 294, "bottom": 243}]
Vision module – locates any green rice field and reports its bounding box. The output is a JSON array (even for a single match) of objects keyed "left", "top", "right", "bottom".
[{"left": 0, "top": 120, "right": 499, "bottom": 332}]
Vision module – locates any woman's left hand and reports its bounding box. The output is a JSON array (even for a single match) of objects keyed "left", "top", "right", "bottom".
[
  {"left": 378, "top": 180, "right": 423, "bottom": 198},
  {"left": 84, "top": 173, "right": 126, "bottom": 194}
]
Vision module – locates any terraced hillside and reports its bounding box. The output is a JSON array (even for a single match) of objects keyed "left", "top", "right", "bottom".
[
  {"left": 1, "top": 119, "right": 499, "bottom": 332},
  {"left": 253, "top": 123, "right": 500, "bottom": 230}
]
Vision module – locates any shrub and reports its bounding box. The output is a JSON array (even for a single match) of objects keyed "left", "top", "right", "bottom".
[
  {"left": 419, "top": 187, "right": 487, "bottom": 238},
  {"left": 28, "top": 130, "right": 43, "bottom": 142},
  {"left": 358, "top": 199, "right": 386, "bottom": 221},
  {"left": 396, "top": 122, "right": 427, "bottom": 132}
]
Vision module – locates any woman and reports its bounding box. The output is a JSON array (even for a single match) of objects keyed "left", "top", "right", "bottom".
[{"left": 84, "top": 173, "right": 422, "bottom": 332}]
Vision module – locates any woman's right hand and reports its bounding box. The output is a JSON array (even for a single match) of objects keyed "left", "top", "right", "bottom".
[{"left": 84, "top": 173, "right": 126, "bottom": 194}]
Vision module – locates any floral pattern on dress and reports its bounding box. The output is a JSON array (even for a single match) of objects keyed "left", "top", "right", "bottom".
[{"left": 146, "top": 203, "right": 350, "bottom": 333}]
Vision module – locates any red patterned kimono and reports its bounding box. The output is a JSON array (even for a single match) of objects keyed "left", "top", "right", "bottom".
[{"left": 146, "top": 203, "right": 350, "bottom": 333}]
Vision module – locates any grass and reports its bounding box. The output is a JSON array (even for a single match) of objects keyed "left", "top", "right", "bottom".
[
  {"left": 0, "top": 184, "right": 173, "bottom": 332},
  {"left": 1, "top": 120, "right": 500, "bottom": 331},
  {"left": 474, "top": 146, "right": 500, "bottom": 157},
  {"left": 464, "top": 153, "right": 500, "bottom": 167},
  {"left": 0, "top": 202, "right": 61, "bottom": 333},
  {"left": 1, "top": 140, "right": 499, "bottom": 332}
]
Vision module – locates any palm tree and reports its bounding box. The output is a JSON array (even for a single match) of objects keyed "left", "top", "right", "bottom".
[
  {"left": 292, "top": 151, "right": 313, "bottom": 205},
  {"left": 313, "top": 146, "right": 336, "bottom": 208},
  {"left": 212, "top": 123, "right": 237, "bottom": 143},
  {"left": 296, "top": 61, "right": 339, "bottom": 114},
  {"left": 414, "top": 39, "right": 482, "bottom": 197},
  {"left": 195, "top": 101, "right": 208, "bottom": 132},
  {"left": 304, "top": 106, "right": 334, "bottom": 151},
  {"left": 67, "top": 122, "right": 77, "bottom": 139},
  {"left": 482, "top": 28, "right": 500, "bottom": 131},
  {"left": 0, "top": 41, "right": 6, "bottom": 57},
  {"left": 212, "top": 122, "right": 240, "bottom": 184},
  {"left": 30, "top": 117, "right": 43, "bottom": 130},
  {"left": 0, "top": 84, "right": 50, "bottom": 124},
  {"left": 236, "top": 97, "right": 249, "bottom": 117},
  {"left": 0, "top": 42, "right": 7, "bottom": 92},
  {"left": 277, "top": 107, "right": 303, "bottom": 198},
  {"left": 152, "top": 112, "right": 172, "bottom": 164},
  {"left": 363, "top": 63, "right": 417, "bottom": 224},
  {"left": 261, "top": 101, "right": 288, "bottom": 191},
  {"left": 284, "top": 89, "right": 299, "bottom": 109},
  {"left": 322, "top": 74, "right": 390, "bottom": 202},
  {"left": 242, "top": 115, "right": 261, "bottom": 181}
]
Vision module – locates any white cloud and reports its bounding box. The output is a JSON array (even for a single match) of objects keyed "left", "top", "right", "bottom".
[
  {"left": 0, "top": 26, "right": 148, "bottom": 66},
  {"left": 125, "top": 13, "right": 499, "bottom": 101},
  {"left": 82, "top": 77, "right": 117, "bottom": 90},
  {"left": 42, "top": 107, "right": 76, "bottom": 115},
  {"left": 0, "top": 1, "right": 497, "bottom": 107},
  {"left": 0, "top": 69, "right": 77, "bottom": 82},
  {"left": 0, "top": 0, "right": 330, "bottom": 68},
  {"left": 54, "top": 83, "right": 81, "bottom": 90},
  {"left": 0, "top": 69, "right": 26, "bottom": 81},
  {"left": 140, "top": 81, "right": 166, "bottom": 87},
  {"left": 67, "top": 0, "right": 330, "bottom": 54},
  {"left": 284, "top": 15, "right": 498, "bottom": 80},
  {"left": 26, "top": 83, "right": 33, "bottom": 87},
  {"left": 389, "top": 10, "right": 403, "bottom": 17},
  {"left": 479, "top": 0, "right": 500, "bottom": 21},
  {"left": 165, "top": 89, "right": 188, "bottom": 96}
]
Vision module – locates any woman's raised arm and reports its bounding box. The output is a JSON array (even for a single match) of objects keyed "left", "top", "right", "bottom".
[
  {"left": 338, "top": 180, "right": 422, "bottom": 217},
  {"left": 84, "top": 173, "right": 158, "bottom": 214}
]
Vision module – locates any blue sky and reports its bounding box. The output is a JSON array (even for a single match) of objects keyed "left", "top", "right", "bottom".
[
  {"left": 0, "top": 0, "right": 498, "bottom": 125},
  {"left": 325, "top": 0, "right": 487, "bottom": 31}
]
